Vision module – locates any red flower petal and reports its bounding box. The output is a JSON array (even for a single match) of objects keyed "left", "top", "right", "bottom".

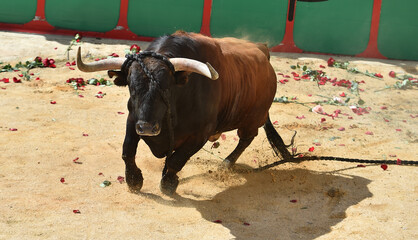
[
  {"left": 308, "top": 147, "right": 315, "bottom": 152},
  {"left": 296, "top": 115, "right": 305, "bottom": 120},
  {"left": 381, "top": 164, "right": 388, "bottom": 170},
  {"left": 396, "top": 159, "right": 401, "bottom": 165},
  {"left": 357, "top": 164, "right": 366, "bottom": 168},
  {"left": 18, "top": 74, "right": 23, "bottom": 77},
  {"left": 273, "top": 121, "right": 279, "bottom": 125},
  {"left": 117, "top": 112, "right": 125, "bottom": 115},
  {"left": 339, "top": 92, "right": 346, "bottom": 97},
  {"left": 389, "top": 154, "right": 397, "bottom": 157},
  {"left": 380, "top": 106, "right": 387, "bottom": 110},
  {"left": 9, "top": 128, "right": 18, "bottom": 131},
  {"left": 365, "top": 131, "right": 373, "bottom": 135},
  {"left": 50, "top": 101, "right": 56, "bottom": 104},
  {"left": 243, "top": 222, "right": 250, "bottom": 226},
  {"left": 294, "top": 77, "right": 301, "bottom": 81},
  {"left": 384, "top": 118, "right": 390, "bottom": 122},
  {"left": 213, "top": 220, "right": 222, "bottom": 224},
  {"left": 321, "top": 118, "right": 326, "bottom": 123},
  {"left": 319, "top": 65, "right": 326, "bottom": 68},
  {"left": 35, "top": 77, "right": 40, "bottom": 80},
  {"left": 339, "top": 144, "right": 345, "bottom": 146},
  {"left": 374, "top": 73, "right": 383, "bottom": 78},
  {"left": 69, "top": 67, "right": 75, "bottom": 70},
  {"left": 13, "top": 77, "right": 21, "bottom": 83},
  {"left": 117, "top": 176, "right": 125, "bottom": 183},
  {"left": 73, "top": 210, "right": 81, "bottom": 214},
  {"left": 389, "top": 71, "right": 396, "bottom": 78},
  {"left": 221, "top": 134, "right": 226, "bottom": 140},
  {"left": 78, "top": 95, "right": 84, "bottom": 98},
  {"left": 65, "top": 62, "right": 71, "bottom": 66},
  {"left": 290, "top": 199, "right": 297, "bottom": 203},
  {"left": 327, "top": 57, "right": 335, "bottom": 67},
  {"left": 71, "top": 61, "right": 76, "bottom": 66},
  {"left": 338, "top": 127, "right": 345, "bottom": 131},
  {"left": 395, "top": 129, "right": 401, "bottom": 132},
  {"left": 60, "top": 178, "right": 65, "bottom": 183},
  {"left": 82, "top": 133, "right": 89, "bottom": 136},
  {"left": 1, "top": 78, "right": 10, "bottom": 83},
  {"left": 98, "top": 172, "right": 104, "bottom": 176}
]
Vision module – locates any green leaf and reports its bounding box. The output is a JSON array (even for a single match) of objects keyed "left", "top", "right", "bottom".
[
  {"left": 358, "top": 98, "right": 365, "bottom": 105},
  {"left": 290, "top": 65, "right": 296, "bottom": 70}
]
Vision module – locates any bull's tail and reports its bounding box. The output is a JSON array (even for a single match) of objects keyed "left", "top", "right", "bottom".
[{"left": 263, "top": 114, "right": 293, "bottom": 160}]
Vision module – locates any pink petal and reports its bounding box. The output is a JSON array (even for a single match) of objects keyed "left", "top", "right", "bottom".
[
  {"left": 365, "top": 131, "right": 373, "bottom": 135},
  {"left": 221, "top": 134, "right": 226, "bottom": 140},
  {"left": 9, "top": 128, "right": 18, "bottom": 131},
  {"left": 395, "top": 129, "right": 401, "bottom": 132},
  {"left": 380, "top": 106, "right": 387, "bottom": 110},
  {"left": 117, "top": 176, "right": 125, "bottom": 183},
  {"left": 396, "top": 159, "right": 401, "bottom": 165},
  {"left": 82, "top": 133, "right": 89, "bottom": 136},
  {"left": 338, "top": 127, "right": 345, "bottom": 131},
  {"left": 308, "top": 147, "right": 315, "bottom": 152},
  {"left": 69, "top": 67, "right": 75, "bottom": 70},
  {"left": 117, "top": 112, "right": 125, "bottom": 115}
]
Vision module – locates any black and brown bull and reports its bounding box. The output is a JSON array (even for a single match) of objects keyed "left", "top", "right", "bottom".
[{"left": 77, "top": 31, "right": 292, "bottom": 195}]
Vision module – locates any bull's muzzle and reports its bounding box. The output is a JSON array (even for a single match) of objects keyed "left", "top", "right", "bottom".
[{"left": 136, "top": 121, "right": 161, "bottom": 136}]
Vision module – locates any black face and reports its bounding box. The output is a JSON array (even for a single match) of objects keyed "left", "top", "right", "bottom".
[{"left": 127, "top": 60, "right": 174, "bottom": 136}]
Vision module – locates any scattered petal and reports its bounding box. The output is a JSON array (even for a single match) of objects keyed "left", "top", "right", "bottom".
[
  {"left": 213, "top": 220, "right": 222, "bottom": 224},
  {"left": 308, "top": 147, "right": 315, "bottom": 152},
  {"left": 338, "top": 127, "right": 345, "bottom": 131},
  {"left": 296, "top": 115, "right": 305, "bottom": 120},
  {"left": 339, "top": 92, "right": 346, "bottom": 97},
  {"left": 13, "top": 77, "right": 21, "bottom": 83},
  {"left": 73, "top": 210, "right": 81, "bottom": 214},
  {"left": 365, "top": 131, "right": 373, "bottom": 135},
  {"left": 9, "top": 128, "right": 18, "bottom": 131},
  {"left": 243, "top": 222, "right": 250, "bottom": 226},
  {"left": 319, "top": 65, "right": 326, "bottom": 68},
  {"left": 221, "top": 134, "right": 226, "bottom": 140},
  {"left": 395, "top": 129, "right": 401, "bottom": 132},
  {"left": 374, "top": 73, "right": 383, "bottom": 78},
  {"left": 327, "top": 57, "right": 335, "bottom": 67},
  {"left": 211, "top": 142, "right": 220, "bottom": 149},
  {"left": 380, "top": 106, "right": 387, "bottom": 110},
  {"left": 290, "top": 199, "right": 298, "bottom": 203},
  {"left": 117, "top": 176, "right": 125, "bottom": 184},
  {"left": 69, "top": 67, "right": 75, "bottom": 70},
  {"left": 130, "top": 44, "right": 141, "bottom": 53},
  {"left": 117, "top": 112, "right": 125, "bottom": 115},
  {"left": 384, "top": 118, "right": 390, "bottom": 122},
  {"left": 381, "top": 164, "right": 388, "bottom": 170},
  {"left": 312, "top": 105, "right": 324, "bottom": 114},
  {"left": 98, "top": 172, "right": 104, "bottom": 176},
  {"left": 78, "top": 95, "right": 84, "bottom": 98},
  {"left": 82, "top": 133, "right": 89, "bottom": 136},
  {"left": 389, "top": 154, "right": 397, "bottom": 157},
  {"left": 60, "top": 178, "right": 65, "bottom": 183},
  {"left": 357, "top": 164, "right": 366, "bottom": 168},
  {"left": 50, "top": 101, "right": 56, "bottom": 104},
  {"left": 389, "top": 71, "right": 396, "bottom": 78},
  {"left": 339, "top": 144, "right": 345, "bottom": 146},
  {"left": 396, "top": 159, "right": 402, "bottom": 165},
  {"left": 273, "top": 121, "right": 279, "bottom": 125},
  {"left": 321, "top": 118, "right": 326, "bottom": 123}
]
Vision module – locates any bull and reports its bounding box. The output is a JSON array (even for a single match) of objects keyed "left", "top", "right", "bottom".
[{"left": 77, "top": 31, "right": 292, "bottom": 195}]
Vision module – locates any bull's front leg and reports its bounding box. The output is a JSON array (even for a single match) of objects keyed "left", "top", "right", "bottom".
[
  {"left": 160, "top": 137, "right": 207, "bottom": 195},
  {"left": 122, "top": 114, "right": 143, "bottom": 193}
]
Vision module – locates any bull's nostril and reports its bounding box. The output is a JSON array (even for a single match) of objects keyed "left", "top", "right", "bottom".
[
  {"left": 152, "top": 124, "right": 160, "bottom": 133},
  {"left": 136, "top": 125, "right": 144, "bottom": 134}
]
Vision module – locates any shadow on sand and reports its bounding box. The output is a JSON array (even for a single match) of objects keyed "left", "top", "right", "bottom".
[{"left": 141, "top": 165, "right": 372, "bottom": 240}]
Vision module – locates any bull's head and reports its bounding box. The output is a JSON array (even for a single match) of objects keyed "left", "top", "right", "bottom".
[{"left": 76, "top": 47, "right": 218, "bottom": 136}]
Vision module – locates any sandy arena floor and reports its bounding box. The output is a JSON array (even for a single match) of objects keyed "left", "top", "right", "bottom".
[{"left": 0, "top": 31, "right": 417, "bottom": 240}]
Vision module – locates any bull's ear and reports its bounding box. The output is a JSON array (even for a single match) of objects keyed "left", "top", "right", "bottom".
[
  {"left": 108, "top": 70, "right": 127, "bottom": 86},
  {"left": 174, "top": 71, "right": 190, "bottom": 85}
]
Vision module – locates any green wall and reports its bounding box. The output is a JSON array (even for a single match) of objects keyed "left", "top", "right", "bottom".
[
  {"left": 210, "top": 0, "right": 288, "bottom": 47},
  {"left": 378, "top": 0, "right": 418, "bottom": 61},
  {"left": 45, "top": 0, "right": 120, "bottom": 32},
  {"left": 293, "top": 0, "right": 373, "bottom": 55},
  {"left": 127, "top": 0, "right": 204, "bottom": 37},
  {"left": 0, "top": 0, "right": 36, "bottom": 24}
]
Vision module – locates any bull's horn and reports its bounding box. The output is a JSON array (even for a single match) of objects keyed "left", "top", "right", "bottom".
[
  {"left": 77, "top": 47, "right": 126, "bottom": 72},
  {"left": 169, "top": 58, "right": 219, "bottom": 80}
]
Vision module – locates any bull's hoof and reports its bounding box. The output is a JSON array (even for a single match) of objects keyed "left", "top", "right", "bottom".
[
  {"left": 126, "top": 169, "right": 144, "bottom": 193},
  {"left": 160, "top": 175, "right": 179, "bottom": 195},
  {"left": 222, "top": 159, "right": 235, "bottom": 169}
]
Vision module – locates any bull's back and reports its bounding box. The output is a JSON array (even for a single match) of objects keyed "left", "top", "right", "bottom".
[{"left": 207, "top": 36, "right": 277, "bottom": 132}]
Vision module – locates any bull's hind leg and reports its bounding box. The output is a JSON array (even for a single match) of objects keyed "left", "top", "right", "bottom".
[
  {"left": 122, "top": 115, "right": 143, "bottom": 193},
  {"left": 223, "top": 128, "right": 257, "bottom": 168}
]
